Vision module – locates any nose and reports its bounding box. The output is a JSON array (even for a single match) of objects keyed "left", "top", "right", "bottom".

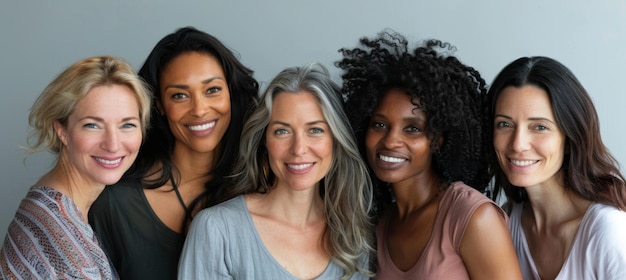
[
  {"left": 190, "top": 96, "right": 208, "bottom": 117},
  {"left": 289, "top": 133, "right": 308, "bottom": 156},
  {"left": 101, "top": 129, "right": 120, "bottom": 152},
  {"left": 510, "top": 127, "right": 530, "bottom": 152},
  {"left": 381, "top": 128, "right": 402, "bottom": 149}
]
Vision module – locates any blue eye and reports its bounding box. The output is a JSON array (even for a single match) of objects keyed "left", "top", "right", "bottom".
[
  {"left": 274, "top": 128, "right": 288, "bottom": 135},
  {"left": 310, "top": 127, "right": 324, "bottom": 134},
  {"left": 84, "top": 123, "right": 98, "bottom": 129},
  {"left": 122, "top": 123, "right": 138, "bottom": 129},
  {"left": 535, "top": 125, "right": 548, "bottom": 131}
]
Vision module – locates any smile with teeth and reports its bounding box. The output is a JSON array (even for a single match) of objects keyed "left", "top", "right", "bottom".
[
  {"left": 188, "top": 121, "right": 215, "bottom": 131},
  {"left": 287, "top": 163, "right": 313, "bottom": 170},
  {"left": 510, "top": 159, "right": 538, "bottom": 166},
  {"left": 379, "top": 154, "right": 406, "bottom": 163},
  {"left": 95, "top": 157, "right": 122, "bottom": 165}
]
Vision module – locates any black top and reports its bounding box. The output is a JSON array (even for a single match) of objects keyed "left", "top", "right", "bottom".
[{"left": 89, "top": 179, "right": 184, "bottom": 280}]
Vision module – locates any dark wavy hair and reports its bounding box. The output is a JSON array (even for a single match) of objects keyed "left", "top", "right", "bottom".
[
  {"left": 336, "top": 30, "right": 491, "bottom": 216},
  {"left": 126, "top": 26, "right": 259, "bottom": 223},
  {"left": 487, "top": 56, "right": 626, "bottom": 210}
]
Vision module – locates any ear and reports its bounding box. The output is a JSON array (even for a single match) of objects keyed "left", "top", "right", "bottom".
[
  {"left": 53, "top": 120, "right": 69, "bottom": 147},
  {"left": 436, "top": 134, "right": 444, "bottom": 149}
]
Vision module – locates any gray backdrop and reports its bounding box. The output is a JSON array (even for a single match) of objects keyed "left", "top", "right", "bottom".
[{"left": 1, "top": 0, "right": 625, "bottom": 237}]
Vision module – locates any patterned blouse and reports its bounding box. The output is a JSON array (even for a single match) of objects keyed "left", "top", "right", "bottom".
[{"left": 0, "top": 186, "right": 117, "bottom": 279}]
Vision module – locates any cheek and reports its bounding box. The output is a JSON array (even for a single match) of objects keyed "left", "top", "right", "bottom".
[
  {"left": 265, "top": 139, "right": 283, "bottom": 162},
  {"left": 364, "top": 131, "right": 378, "bottom": 154},
  {"left": 407, "top": 138, "right": 430, "bottom": 155},
  {"left": 162, "top": 102, "right": 184, "bottom": 121},
  {"left": 217, "top": 94, "right": 232, "bottom": 114},
  {"left": 66, "top": 134, "right": 96, "bottom": 156},
  {"left": 125, "top": 133, "right": 144, "bottom": 152},
  {"left": 492, "top": 134, "right": 508, "bottom": 152},
  {"left": 317, "top": 138, "right": 334, "bottom": 161}
]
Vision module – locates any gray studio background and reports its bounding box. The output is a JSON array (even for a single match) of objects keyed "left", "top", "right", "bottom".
[{"left": 1, "top": 0, "right": 625, "bottom": 238}]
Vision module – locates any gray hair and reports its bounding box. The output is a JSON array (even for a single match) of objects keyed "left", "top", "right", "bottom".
[{"left": 228, "top": 62, "right": 374, "bottom": 279}]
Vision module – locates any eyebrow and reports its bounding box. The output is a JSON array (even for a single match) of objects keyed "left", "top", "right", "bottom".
[
  {"left": 494, "top": 114, "right": 556, "bottom": 124},
  {"left": 371, "top": 113, "right": 426, "bottom": 123},
  {"left": 269, "top": 120, "right": 328, "bottom": 126},
  {"left": 80, "top": 116, "right": 140, "bottom": 122},
  {"left": 163, "top": 76, "right": 225, "bottom": 90}
]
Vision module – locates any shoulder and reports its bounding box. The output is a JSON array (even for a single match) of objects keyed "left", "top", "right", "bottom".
[
  {"left": 191, "top": 195, "right": 248, "bottom": 230},
  {"left": 444, "top": 182, "right": 503, "bottom": 218},
  {"left": 580, "top": 203, "right": 626, "bottom": 244},
  {"left": 17, "top": 186, "right": 64, "bottom": 221},
  {"left": 184, "top": 195, "right": 251, "bottom": 252},
  {"left": 574, "top": 203, "right": 626, "bottom": 277},
  {"left": 91, "top": 179, "right": 142, "bottom": 209},
  {"left": 443, "top": 182, "right": 508, "bottom": 243},
  {"left": 101, "top": 178, "right": 142, "bottom": 197},
  {"left": 89, "top": 179, "right": 142, "bottom": 220}
]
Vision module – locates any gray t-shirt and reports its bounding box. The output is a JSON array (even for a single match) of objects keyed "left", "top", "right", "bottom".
[{"left": 178, "top": 195, "right": 369, "bottom": 279}]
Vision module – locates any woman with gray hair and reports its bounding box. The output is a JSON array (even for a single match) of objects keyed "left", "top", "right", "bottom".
[{"left": 179, "top": 62, "right": 373, "bottom": 280}]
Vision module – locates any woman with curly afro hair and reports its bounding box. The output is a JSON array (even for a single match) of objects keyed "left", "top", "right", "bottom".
[{"left": 337, "top": 30, "right": 522, "bottom": 279}]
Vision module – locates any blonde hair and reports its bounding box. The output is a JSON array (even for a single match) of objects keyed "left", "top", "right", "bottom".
[{"left": 26, "top": 56, "right": 151, "bottom": 154}]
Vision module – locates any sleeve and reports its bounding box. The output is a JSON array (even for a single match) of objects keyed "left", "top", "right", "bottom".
[
  {"left": 447, "top": 185, "right": 507, "bottom": 250},
  {"left": 178, "top": 208, "right": 233, "bottom": 280},
  {"left": 589, "top": 208, "right": 626, "bottom": 280},
  {"left": 1, "top": 215, "right": 55, "bottom": 279}
]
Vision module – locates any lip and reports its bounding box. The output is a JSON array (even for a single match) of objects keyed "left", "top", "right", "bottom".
[
  {"left": 505, "top": 157, "right": 540, "bottom": 172},
  {"left": 373, "top": 152, "right": 408, "bottom": 169},
  {"left": 93, "top": 156, "right": 124, "bottom": 169},
  {"left": 285, "top": 162, "right": 315, "bottom": 174},
  {"left": 186, "top": 120, "right": 217, "bottom": 136}
]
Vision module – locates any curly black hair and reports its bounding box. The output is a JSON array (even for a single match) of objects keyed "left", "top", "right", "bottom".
[{"left": 336, "top": 30, "right": 492, "bottom": 216}]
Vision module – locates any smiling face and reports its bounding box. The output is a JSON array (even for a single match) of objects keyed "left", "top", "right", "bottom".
[
  {"left": 159, "top": 51, "right": 231, "bottom": 157},
  {"left": 365, "top": 89, "right": 435, "bottom": 186},
  {"left": 265, "top": 91, "right": 334, "bottom": 192},
  {"left": 493, "top": 85, "right": 566, "bottom": 189},
  {"left": 54, "top": 84, "right": 143, "bottom": 186}
]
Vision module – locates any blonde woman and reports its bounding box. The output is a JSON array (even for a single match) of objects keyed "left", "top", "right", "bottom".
[{"left": 0, "top": 56, "right": 151, "bottom": 279}]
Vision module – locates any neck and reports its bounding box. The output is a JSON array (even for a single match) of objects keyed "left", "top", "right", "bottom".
[
  {"left": 248, "top": 185, "right": 325, "bottom": 228},
  {"left": 524, "top": 183, "right": 591, "bottom": 232},
  {"left": 170, "top": 143, "right": 216, "bottom": 188},
  {"left": 37, "top": 158, "right": 105, "bottom": 222},
  {"left": 391, "top": 175, "right": 443, "bottom": 219}
]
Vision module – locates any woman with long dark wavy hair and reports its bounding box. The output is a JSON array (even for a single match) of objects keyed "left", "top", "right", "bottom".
[
  {"left": 488, "top": 56, "right": 626, "bottom": 280},
  {"left": 88, "top": 26, "right": 259, "bottom": 279}
]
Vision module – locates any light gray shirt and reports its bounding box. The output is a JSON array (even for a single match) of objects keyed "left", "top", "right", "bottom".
[{"left": 178, "top": 195, "right": 368, "bottom": 280}]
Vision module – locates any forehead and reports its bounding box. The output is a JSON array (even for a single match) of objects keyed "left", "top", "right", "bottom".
[
  {"left": 270, "top": 91, "right": 325, "bottom": 120},
  {"left": 375, "top": 89, "right": 425, "bottom": 117},
  {"left": 161, "top": 52, "right": 224, "bottom": 81},
  {"left": 71, "top": 85, "right": 139, "bottom": 118},
  {"left": 496, "top": 85, "right": 553, "bottom": 116}
]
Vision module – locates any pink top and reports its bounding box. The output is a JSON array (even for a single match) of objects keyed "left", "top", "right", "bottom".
[{"left": 375, "top": 181, "right": 507, "bottom": 279}]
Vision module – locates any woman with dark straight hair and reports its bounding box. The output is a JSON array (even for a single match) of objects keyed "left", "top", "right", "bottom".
[
  {"left": 88, "top": 26, "right": 259, "bottom": 279},
  {"left": 489, "top": 56, "right": 626, "bottom": 279}
]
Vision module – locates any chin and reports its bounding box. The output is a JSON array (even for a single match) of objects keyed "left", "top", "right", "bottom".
[{"left": 96, "top": 174, "right": 126, "bottom": 186}]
